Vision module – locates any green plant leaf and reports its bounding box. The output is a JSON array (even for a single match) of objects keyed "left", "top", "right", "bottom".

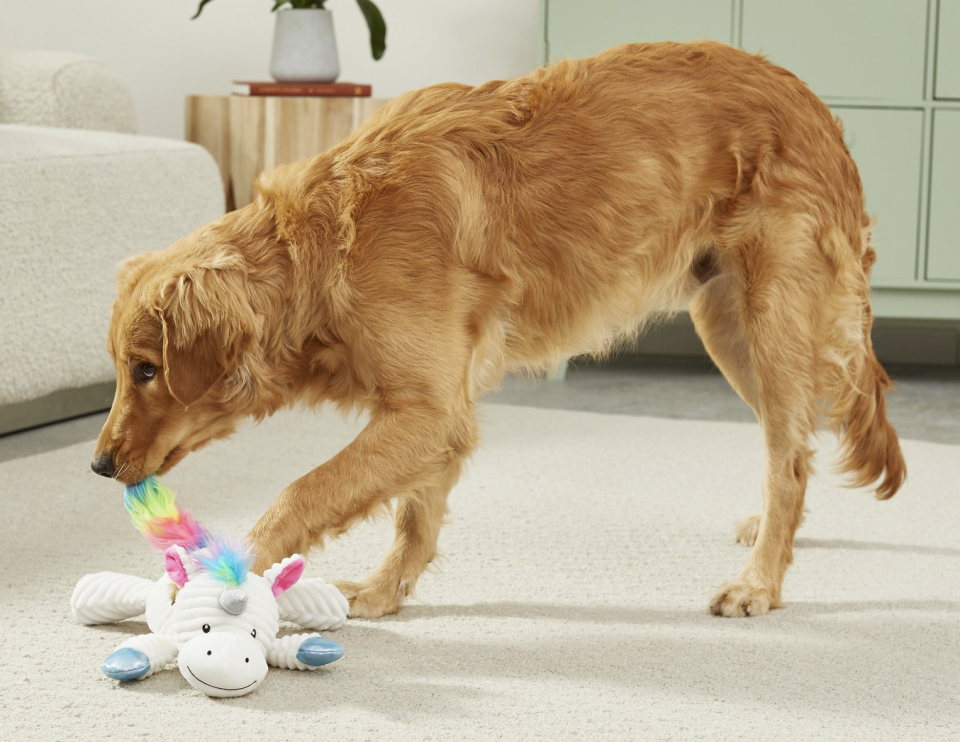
[
  {"left": 191, "top": 0, "right": 216, "bottom": 19},
  {"left": 355, "top": 0, "right": 387, "bottom": 60}
]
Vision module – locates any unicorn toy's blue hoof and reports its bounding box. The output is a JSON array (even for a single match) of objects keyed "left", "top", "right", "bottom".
[
  {"left": 102, "top": 647, "right": 151, "bottom": 681},
  {"left": 296, "top": 637, "right": 344, "bottom": 667}
]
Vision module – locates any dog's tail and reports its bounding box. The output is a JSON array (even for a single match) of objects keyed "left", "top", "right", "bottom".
[
  {"left": 823, "top": 227, "right": 906, "bottom": 500},
  {"left": 831, "top": 345, "right": 906, "bottom": 500}
]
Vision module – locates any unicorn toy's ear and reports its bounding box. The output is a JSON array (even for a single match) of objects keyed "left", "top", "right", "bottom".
[
  {"left": 263, "top": 555, "right": 305, "bottom": 597},
  {"left": 164, "top": 545, "right": 200, "bottom": 587}
]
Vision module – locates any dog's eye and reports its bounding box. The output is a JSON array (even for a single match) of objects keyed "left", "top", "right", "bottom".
[
  {"left": 202, "top": 623, "right": 211, "bottom": 634},
  {"left": 134, "top": 363, "right": 156, "bottom": 382},
  {"left": 251, "top": 628, "right": 256, "bottom": 638}
]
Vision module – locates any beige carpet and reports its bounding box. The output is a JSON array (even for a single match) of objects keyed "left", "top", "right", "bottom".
[{"left": 1, "top": 404, "right": 958, "bottom": 741}]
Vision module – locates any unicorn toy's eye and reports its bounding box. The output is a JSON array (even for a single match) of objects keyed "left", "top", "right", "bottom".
[
  {"left": 251, "top": 628, "right": 256, "bottom": 638},
  {"left": 202, "top": 623, "right": 211, "bottom": 633}
]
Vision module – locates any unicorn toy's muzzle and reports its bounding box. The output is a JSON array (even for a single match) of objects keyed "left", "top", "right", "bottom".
[{"left": 178, "top": 632, "right": 268, "bottom": 698}]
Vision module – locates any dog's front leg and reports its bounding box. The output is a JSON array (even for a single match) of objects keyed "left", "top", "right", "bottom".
[{"left": 248, "top": 404, "right": 476, "bottom": 617}]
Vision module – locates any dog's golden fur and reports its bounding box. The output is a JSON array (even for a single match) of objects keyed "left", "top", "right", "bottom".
[{"left": 96, "top": 42, "right": 905, "bottom": 618}]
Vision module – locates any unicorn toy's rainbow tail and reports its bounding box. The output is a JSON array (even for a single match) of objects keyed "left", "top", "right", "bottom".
[{"left": 123, "top": 475, "right": 208, "bottom": 552}]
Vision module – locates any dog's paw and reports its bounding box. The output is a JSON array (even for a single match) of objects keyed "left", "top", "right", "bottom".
[
  {"left": 734, "top": 514, "right": 760, "bottom": 546},
  {"left": 333, "top": 579, "right": 405, "bottom": 619},
  {"left": 709, "top": 580, "right": 773, "bottom": 617}
]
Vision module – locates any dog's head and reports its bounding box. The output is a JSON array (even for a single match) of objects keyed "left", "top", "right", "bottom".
[{"left": 92, "top": 237, "right": 258, "bottom": 484}]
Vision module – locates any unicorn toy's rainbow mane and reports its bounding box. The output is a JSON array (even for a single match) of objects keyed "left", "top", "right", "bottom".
[{"left": 124, "top": 475, "right": 254, "bottom": 587}]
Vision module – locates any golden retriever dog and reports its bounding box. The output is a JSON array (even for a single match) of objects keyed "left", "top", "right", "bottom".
[{"left": 93, "top": 41, "right": 905, "bottom": 618}]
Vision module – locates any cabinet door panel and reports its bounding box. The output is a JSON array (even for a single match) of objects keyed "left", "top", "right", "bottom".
[
  {"left": 927, "top": 110, "right": 960, "bottom": 281},
  {"left": 832, "top": 108, "right": 923, "bottom": 285},
  {"left": 936, "top": 0, "right": 960, "bottom": 99},
  {"left": 742, "top": 0, "right": 927, "bottom": 100},
  {"left": 546, "top": 0, "right": 732, "bottom": 61}
]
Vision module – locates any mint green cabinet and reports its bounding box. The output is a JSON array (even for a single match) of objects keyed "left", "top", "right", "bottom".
[
  {"left": 936, "top": 0, "right": 960, "bottom": 99},
  {"left": 927, "top": 111, "right": 960, "bottom": 280},
  {"left": 833, "top": 108, "right": 924, "bottom": 286},
  {"left": 546, "top": 0, "right": 733, "bottom": 61},
  {"left": 741, "top": 1, "right": 928, "bottom": 101}
]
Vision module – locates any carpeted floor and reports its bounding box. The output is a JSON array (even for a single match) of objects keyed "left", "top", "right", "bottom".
[{"left": 1, "top": 404, "right": 958, "bottom": 740}]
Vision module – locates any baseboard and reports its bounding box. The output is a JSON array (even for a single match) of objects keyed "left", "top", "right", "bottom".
[
  {"left": 0, "top": 382, "right": 115, "bottom": 436},
  {"left": 869, "top": 320, "right": 960, "bottom": 366},
  {"left": 624, "top": 315, "right": 960, "bottom": 366}
]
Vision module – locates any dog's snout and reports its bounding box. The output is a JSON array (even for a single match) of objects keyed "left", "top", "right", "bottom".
[{"left": 91, "top": 453, "right": 116, "bottom": 478}]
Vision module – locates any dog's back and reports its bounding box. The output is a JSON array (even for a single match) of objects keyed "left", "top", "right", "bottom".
[
  {"left": 314, "top": 44, "right": 864, "bottom": 372},
  {"left": 327, "top": 41, "right": 905, "bottom": 501}
]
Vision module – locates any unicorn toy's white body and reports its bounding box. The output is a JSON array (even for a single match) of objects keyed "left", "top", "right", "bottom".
[
  {"left": 72, "top": 552, "right": 348, "bottom": 697},
  {"left": 71, "top": 477, "right": 348, "bottom": 697}
]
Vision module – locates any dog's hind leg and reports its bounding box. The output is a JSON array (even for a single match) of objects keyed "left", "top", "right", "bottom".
[
  {"left": 333, "top": 451, "right": 466, "bottom": 618},
  {"left": 689, "top": 271, "right": 762, "bottom": 418},
  {"left": 689, "top": 271, "right": 766, "bottom": 546},
  {"left": 704, "top": 221, "right": 826, "bottom": 617}
]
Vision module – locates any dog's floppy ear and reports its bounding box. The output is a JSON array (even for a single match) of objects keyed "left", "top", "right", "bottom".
[
  {"left": 116, "top": 251, "right": 155, "bottom": 291},
  {"left": 158, "top": 258, "right": 256, "bottom": 406}
]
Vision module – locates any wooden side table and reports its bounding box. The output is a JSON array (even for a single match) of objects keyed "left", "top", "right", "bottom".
[{"left": 185, "top": 95, "right": 390, "bottom": 211}]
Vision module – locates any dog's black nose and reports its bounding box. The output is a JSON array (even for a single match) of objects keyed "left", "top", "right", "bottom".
[{"left": 91, "top": 453, "right": 116, "bottom": 478}]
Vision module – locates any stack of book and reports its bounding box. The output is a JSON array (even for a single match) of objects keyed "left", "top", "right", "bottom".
[{"left": 232, "top": 81, "right": 372, "bottom": 97}]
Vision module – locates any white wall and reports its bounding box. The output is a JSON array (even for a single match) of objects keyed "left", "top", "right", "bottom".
[{"left": 0, "top": 0, "right": 543, "bottom": 139}]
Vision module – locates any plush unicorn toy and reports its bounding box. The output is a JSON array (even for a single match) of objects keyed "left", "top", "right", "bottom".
[{"left": 71, "top": 476, "right": 349, "bottom": 697}]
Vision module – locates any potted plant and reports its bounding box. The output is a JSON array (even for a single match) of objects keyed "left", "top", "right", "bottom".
[{"left": 192, "top": 0, "right": 386, "bottom": 84}]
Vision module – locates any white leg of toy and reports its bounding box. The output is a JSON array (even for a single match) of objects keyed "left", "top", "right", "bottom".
[
  {"left": 103, "top": 633, "right": 178, "bottom": 681},
  {"left": 266, "top": 633, "right": 344, "bottom": 671},
  {"left": 276, "top": 577, "right": 350, "bottom": 630},
  {"left": 71, "top": 572, "right": 156, "bottom": 625}
]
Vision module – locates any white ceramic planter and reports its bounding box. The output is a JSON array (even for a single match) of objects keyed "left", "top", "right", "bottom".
[{"left": 269, "top": 8, "right": 340, "bottom": 83}]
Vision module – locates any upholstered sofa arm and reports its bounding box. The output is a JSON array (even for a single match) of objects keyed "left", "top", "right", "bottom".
[
  {"left": 0, "top": 124, "right": 225, "bottom": 407},
  {"left": 0, "top": 51, "right": 137, "bottom": 133}
]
